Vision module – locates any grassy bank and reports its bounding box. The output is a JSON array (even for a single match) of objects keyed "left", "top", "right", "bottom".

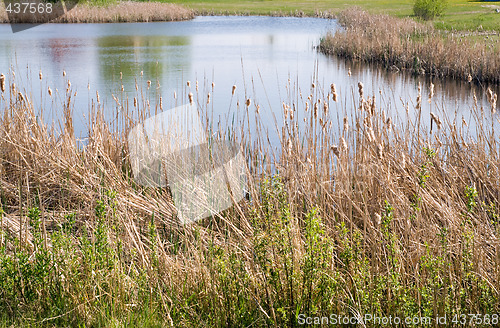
[
  {"left": 0, "top": 1, "right": 193, "bottom": 23},
  {"left": 320, "top": 8, "right": 500, "bottom": 84},
  {"left": 0, "top": 70, "right": 499, "bottom": 326},
  {"left": 165, "top": 0, "right": 500, "bottom": 31}
]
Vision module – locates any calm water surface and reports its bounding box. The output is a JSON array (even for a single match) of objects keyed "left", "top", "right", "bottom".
[{"left": 0, "top": 16, "right": 497, "bottom": 139}]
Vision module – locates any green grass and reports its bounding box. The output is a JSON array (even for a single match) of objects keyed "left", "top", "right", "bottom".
[{"left": 161, "top": 0, "right": 500, "bottom": 31}]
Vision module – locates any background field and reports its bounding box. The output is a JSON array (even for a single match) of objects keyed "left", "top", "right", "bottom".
[{"left": 163, "top": 0, "right": 500, "bottom": 31}]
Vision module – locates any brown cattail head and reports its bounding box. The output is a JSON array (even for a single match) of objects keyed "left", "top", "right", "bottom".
[
  {"left": 311, "top": 83, "right": 316, "bottom": 89},
  {"left": 0, "top": 73, "right": 5, "bottom": 93},
  {"left": 428, "top": 83, "right": 434, "bottom": 103},
  {"left": 212, "top": 82, "right": 215, "bottom": 89},
  {"left": 323, "top": 102, "right": 328, "bottom": 116},
  {"left": 313, "top": 103, "right": 318, "bottom": 119},
  {"left": 245, "top": 98, "right": 251, "bottom": 107},
  {"left": 63, "top": 70, "right": 66, "bottom": 77},
  {"left": 187, "top": 80, "right": 191, "bottom": 87},
  {"left": 331, "top": 83, "right": 338, "bottom": 102},
  {"left": 348, "top": 68, "right": 351, "bottom": 76},
  {"left": 48, "top": 87, "right": 52, "bottom": 96},
  {"left": 188, "top": 92, "right": 194, "bottom": 104},
  {"left": 18, "top": 92, "right": 25, "bottom": 103},
  {"left": 134, "top": 97, "right": 137, "bottom": 107},
  {"left": 207, "top": 93, "right": 211, "bottom": 104},
  {"left": 331, "top": 145, "right": 340, "bottom": 157},
  {"left": 430, "top": 112, "right": 442, "bottom": 130},
  {"left": 96, "top": 91, "right": 100, "bottom": 104},
  {"left": 39, "top": 70, "right": 43, "bottom": 80},
  {"left": 358, "top": 82, "right": 364, "bottom": 99},
  {"left": 343, "top": 116, "right": 349, "bottom": 132},
  {"left": 160, "top": 97, "right": 163, "bottom": 110},
  {"left": 340, "top": 137, "right": 348, "bottom": 152},
  {"left": 232, "top": 85, "right": 236, "bottom": 95},
  {"left": 147, "top": 80, "right": 151, "bottom": 89}
]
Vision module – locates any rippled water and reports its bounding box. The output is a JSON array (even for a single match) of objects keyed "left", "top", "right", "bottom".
[{"left": 0, "top": 16, "right": 498, "bottom": 139}]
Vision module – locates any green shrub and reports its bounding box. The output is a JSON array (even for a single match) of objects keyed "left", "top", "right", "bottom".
[{"left": 413, "top": 0, "right": 447, "bottom": 20}]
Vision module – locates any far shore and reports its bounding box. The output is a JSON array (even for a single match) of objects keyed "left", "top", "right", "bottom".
[{"left": 0, "top": 1, "right": 194, "bottom": 24}]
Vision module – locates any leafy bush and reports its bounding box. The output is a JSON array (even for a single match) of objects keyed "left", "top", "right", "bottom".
[{"left": 413, "top": 0, "right": 447, "bottom": 20}]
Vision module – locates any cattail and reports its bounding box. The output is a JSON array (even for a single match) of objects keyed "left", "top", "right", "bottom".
[
  {"left": 348, "top": 68, "right": 351, "bottom": 76},
  {"left": 134, "top": 97, "right": 137, "bottom": 107},
  {"left": 323, "top": 102, "right": 328, "bottom": 116},
  {"left": 63, "top": 70, "right": 66, "bottom": 77},
  {"left": 196, "top": 80, "right": 199, "bottom": 92},
  {"left": 313, "top": 103, "right": 318, "bottom": 119},
  {"left": 18, "top": 92, "right": 25, "bottom": 102},
  {"left": 430, "top": 112, "right": 442, "bottom": 130},
  {"left": 67, "top": 80, "right": 71, "bottom": 90},
  {"left": 416, "top": 82, "right": 422, "bottom": 110},
  {"left": 187, "top": 81, "right": 191, "bottom": 87},
  {"left": 11, "top": 83, "right": 15, "bottom": 93},
  {"left": 462, "top": 117, "right": 468, "bottom": 127},
  {"left": 256, "top": 105, "right": 260, "bottom": 114},
  {"left": 121, "top": 85, "right": 124, "bottom": 92},
  {"left": 343, "top": 116, "right": 349, "bottom": 132},
  {"left": 48, "top": 87, "right": 52, "bottom": 96},
  {"left": 212, "top": 82, "right": 215, "bottom": 89},
  {"left": 120, "top": 72, "right": 123, "bottom": 79},
  {"left": 428, "top": 83, "right": 434, "bottom": 103},
  {"left": 147, "top": 80, "right": 151, "bottom": 89},
  {"left": 135, "top": 80, "right": 138, "bottom": 91},
  {"left": 331, "top": 83, "right": 338, "bottom": 102},
  {"left": 331, "top": 145, "right": 340, "bottom": 157},
  {"left": 386, "top": 117, "right": 392, "bottom": 131},
  {"left": 232, "top": 85, "right": 236, "bottom": 95},
  {"left": 492, "top": 94, "right": 497, "bottom": 114},
  {"left": 159, "top": 97, "right": 163, "bottom": 110},
  {"left": 340, "top": 137, "right": 347, "bottom": 151},
  {"left": 0, "top": 74, "right": 5, "bottom": 93},
  {"left": 188, "top": 92, "right": 193, "bottom": 104},
  {"left": 358, "top": 82, "right": 364, "bottom": 99},
  {"left": 376, "top": 144, "right": 383, "bottom": 160},
  {"left": 96, "top": 91, "right": 100, "bottom": 103},
  {"left": 311, "top": 83, "right": 316, "bottom": 89},
  {"left": 207, "top": 93, "right": 211, "bottom": 104},
  {"left": 305, "top": 102, "right": 309, "bottom": 112},
  {"left": 245, "top": 98, "right": 251, "bottom": 107},
  {"left": 370, "top": 95, "right": 376, "bottom": 115},
  {"left": 39, "top": 70, "right": 42, "bottom": 80}
]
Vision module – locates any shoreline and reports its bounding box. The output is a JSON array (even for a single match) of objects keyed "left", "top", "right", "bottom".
[
  {"left": 319, "top": 8, "right": 500, "bottom": 85},
  {"left": 0, "top": 1, "right": 194, "bottom": 24}
]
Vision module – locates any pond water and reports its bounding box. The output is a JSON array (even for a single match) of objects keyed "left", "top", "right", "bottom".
[{"left": 0, "top": 16, "right": 498, "bottom": 140}]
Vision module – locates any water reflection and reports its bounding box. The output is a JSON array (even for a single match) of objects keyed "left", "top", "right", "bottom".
[{"left": 0, "top": 16, "right": 497, "bottom": 140}]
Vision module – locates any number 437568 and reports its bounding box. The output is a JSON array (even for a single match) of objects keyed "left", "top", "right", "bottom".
[{"left": 5, "top": 2, "right": 53, "bottom": 14}]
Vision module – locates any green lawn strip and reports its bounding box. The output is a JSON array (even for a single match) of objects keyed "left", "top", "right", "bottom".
[{"left": 161, "top": 0, "right": 500, "bottom": 31}]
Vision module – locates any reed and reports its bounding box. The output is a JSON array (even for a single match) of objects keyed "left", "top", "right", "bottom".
[
  {"left": 0, "top": 1, "right": 194, "bottom": 24},
  {"left": 0, "top": 69, "right": 499, "bottom": 326},
  {"left": 320, "top": 8, "right": 500, "bottom": 84}
]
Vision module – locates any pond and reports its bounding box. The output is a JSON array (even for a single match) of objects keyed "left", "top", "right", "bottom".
[{"left": 0, "top": 16, "right": 497, "bottom": 140}]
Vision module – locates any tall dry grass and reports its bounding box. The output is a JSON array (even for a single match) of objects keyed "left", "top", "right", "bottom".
[
  {"left": 0, "top": 1, "right": 194, "bottom": 24},
  {"left": 320, "top": 8, "right": 500, "bottom": 84},
  {"left": 0, "top": 70, "right": 499, "bottom": 326}
]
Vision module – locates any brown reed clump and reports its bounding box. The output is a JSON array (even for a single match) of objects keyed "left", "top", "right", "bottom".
[
  {"left": 0, "top": 1, "right": 194, "bottom": 24},
  {"left": 320, "top": 8, "right": 500, "bottom": 84},
  {"left": 0, "top": 72, "right": 499, "bottom": 326}
]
